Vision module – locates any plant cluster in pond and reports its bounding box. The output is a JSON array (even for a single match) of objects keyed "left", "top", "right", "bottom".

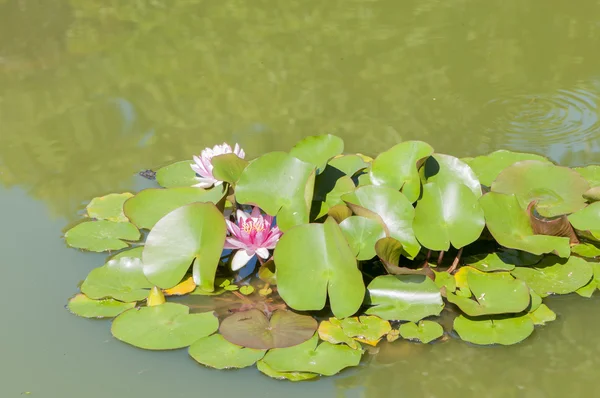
[{"left": 63, "top": 135, "right": 600, "bottom": 380}]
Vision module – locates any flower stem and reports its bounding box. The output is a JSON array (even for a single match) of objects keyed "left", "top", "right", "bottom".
[{"left": 447, "top": 248, "right": 463, "bottom": 274}]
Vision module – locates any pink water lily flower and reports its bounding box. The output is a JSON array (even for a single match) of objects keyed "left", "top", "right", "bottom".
[
  {"left": 224, "top": 207, "right": 283, "bottom": 271},
  {"left": 191, "top": 142, "right": 245, "bottom": 188}
]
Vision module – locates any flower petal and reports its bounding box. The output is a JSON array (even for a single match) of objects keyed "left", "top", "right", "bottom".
[
  {"left": 250, "top": 206, "right": 262, "bottom": 218},
  {"left": 236, "top": 209, "right": 250, "bottom": 222},
  {"left": 224, "top": 237, "right": 248, "bottom": 250},
  {"left": 231, "top": 249, "right": 255, "bottom": 271},
  {"left": 256, "top": 247, "right": 269, "bottom": 259}
]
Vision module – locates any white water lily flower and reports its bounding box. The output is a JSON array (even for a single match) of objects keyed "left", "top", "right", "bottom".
[{"left": 191, "top": 142, "right": 245, "bottom": 188}]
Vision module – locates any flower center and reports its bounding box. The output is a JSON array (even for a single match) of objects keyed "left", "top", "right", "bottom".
[{"left": 242, "top": 220, "right": 265, "bottom": 234}]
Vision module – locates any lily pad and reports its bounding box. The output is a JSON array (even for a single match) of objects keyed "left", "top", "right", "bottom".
[
  {"left": 219, "top": 309, "right": 317, "bottom": 349},
  {"left": 289, "top": 134, "right": 344, "bottom": 173},
  {"left": 211, "top": 153, "right": 249, "bottom": 185},
  {"left": 491, "top": 160, "right": 590, "bottom": 217},
  {"left": 235, "top": 152, "right": 315, "bottom": 231},
  {"left": 528, "top": 304, "right": 556, "bottom": 325},
  {"left": 318, "top": 318, "right": 360, "bottom": 349},
  {"left": 413, "top": 181, "right": 485, "bottom": 251},
  {"left": 465, "top": 250, "right": 542, "bottom": 272},
  {"left": 155, "top": 160, "right": 196, "bottom": 188},
  {"left": 340, "top": 316, "right": 392, "bottom": 344},
  {"left": 399, "top": 321, "right": 444, "bottom": 343},
  {"left": 81, "top": 255, "right": 152, "bottom": 302},
  {"left": 365, "top": 275, "right": 444, "bottom": 322},
  {"left": 479, "top": 192, "right": 570, "bottom": 257},
  {"left": 64, "top": 220, "right": 140, "bottom": 252},
  {"left": 146, "top": 286, "right": 166, "bottom": 306},
  {"left": 574, "top": 165, "right": 600, "bottom": 187},
  {"left": 369, "top": 141, "right": 434, "bottom": 202},
  {"left": 273, "top": 217, "right": 365, "bottom": 318},
  {"left": 339, "top": 216, "right": 385, "bottom": 260},
  {"left": 453, "top": 315, "right": 534, "bottom": 345},
  {"left": 328, "top": 154, "right": 369, "bottom": 177},
  {"left": 124, "top": 186, "right": 226, "bottom": 230},
  {"left": 446, "top": 270, "right": 531, "bottom": 316},
  {"left": 464, "top": 150, "right": 551, "bottom": 187},
  {"left": 571, "top": 242, "right": 600, "bottom": 258},
  {"left": 433, "top": 270, "right": 456, "bottom": 292},
  {"left": 163, "top": 277, "right": 196, "bottom": 296},
  {"left": 568, "top": 202, "right": 600, "bottom": 239},
  {"left": 342, "top": 185, "right": 421, "bottom": 259},
  {"left": 511, "top": 256, "right": 593, "bottom": 297},
  {"left": 257, "top": 260, "right": 277, "bottom": 285},
  {"left": 67, "top": 294, "right": 136, "bottom": 318},
  {"left": 256, "top": 360, "right": 318, "bottom": 381},
  {"left": 262, "top": 334, "right": 362, "bottom": 376},
  {"left": 86, "top": 193, "right": 133, "bottom": 222},
  {"left": 111, "top": 303, "right": 219, "bottom": 350},
  {"left": 423, "top": 154, "right": 482, "bottom": 198},
  {"left": 143, "top": 202, "right": 226, "bottom": 290},
  {"left": 584, "top": 187, "right": 600, "bottom": 202},
  {"left": 312, "top": 166, "right": 356, "bottom": 219},
  {"left": 374, "top": 238, "right": 434, "bottom": 278},
  {"left": 188, "top": 334, "right": 266, "bottom": 369}
]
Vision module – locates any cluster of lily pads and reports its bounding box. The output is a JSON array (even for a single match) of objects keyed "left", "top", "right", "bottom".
[{"left": 64, "top": 134, "right": 600, "bottom": 380}]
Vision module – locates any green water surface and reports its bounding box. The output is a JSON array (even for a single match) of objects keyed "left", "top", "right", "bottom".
[{"left": 1, "top": 1, "right": 599, "bottom": 397}]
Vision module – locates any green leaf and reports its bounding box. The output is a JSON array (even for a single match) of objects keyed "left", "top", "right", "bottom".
[
  {"left": 511, "top": 256, "right": 593, "bottom": 297},
  {"left": 369, "top": 141, "right": 434, "bottom": 202},
  {"left": 528, "top": 304, "right": 556, "bottom": 325},
  {"left": 423, "top": 154, "right": 482, "bottom": 198},
  {"left": 143, "top": 202, "right": 226, "bottom": 290},
  {"left": 328, "top": 155, "right": 369, "bottom": 176},
  {"left": 399, "top": 321, "right": 444, "bottom": 343},
  {"left": 453, "top": 315, "right": 534, "bottom": 345},
  {"left": 464, "top": 249, "right": 542, "bottom": 272},
  {"left": 365, "top": 275, "right": 444, "bottom": 322},
  {"left": 413, "top": 182, "right": 485, "bottom": 251},
  {"left": 289, "top": 134, "right": 344, "bottom": 173},
  {"left": 317, "top": 318, "right": 361, "bottom": 349},
  {"left": 86, "top": 193, "right": 133, "bottom": 222},
  {"left": 339, "top": 315, "right": 392, "bottom": 343},
  {"left": 219, "top": 309, "right": 317, "bottom": 349},
  {"left": 273, "top": 217, "right": 365, "bottom": 318},
  {"left": 64, "top": 221, "right": 140, "bottom": 252},
  {"left": 188, "top": 334, "right": 266, "bottom": 369},
  {"left": 124, "top": 186, "right": 226, "bottom": 230},
  {"left": 342, "top": 185, "right": 421, "bottom": 259},
  {"left": 67, "top": 294, "right": 136, "bottom": 318},
  {"left": 464, "top": 150, "right": 551, "bottom": 187},
  {"left": 81, "top": 254, "right": 152, "bottom": 302},
  {"left": 111, "top": 303, "right": 218, "bottom": 350},
  {"left": 211, "top": 153, "right": 249, "bottom": 185},
  {"left": 572, "top": 242, "right": 600, "bottom": 258},
  {"left": 257, "top": 260, "right": 277, "bottom": 285},
  {"left": 155, "top": 160, "right": 197, "bottom": 188},
  {"left": 479, "top": 192, "right": 570, "bottom": 257},
  {"left": 584, "top": 187, "right": 600, "bottom": 202},
  {"left": 239, "top": 285, "right": 255, "bottom": 295},
  {"left": 339, "top": 216, "right": 385, "bottom": 260},
  {"left": 256, "top": 360, "right": 318, "bottom": 381},
  {"left": 446, "top": 270, "right": 531, "bottom": 316},
  {"left": 574, "top": 165, "right": 600, "bottom": 187},
  {"left": 491, "top": 160, "right": 590, "bottom": 217},
  {"left": 433, "top": 270, "right": 456, "bottom": 292},
  {"left": 568, "top": 202, "right": 600, "bottom": 239},
  {"left": 235, "top": 152, "right": 315, "bottom": 231},
  {"left": 262, "top": 334, "right": 362, "bottom": 376},
  {"left": 312, "top": 166, "right": 356, "bottom": 219}
]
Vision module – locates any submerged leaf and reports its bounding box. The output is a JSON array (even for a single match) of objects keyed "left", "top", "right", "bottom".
[
  {"left": 289, "top": 134, "right": 344, "bottom": 173},
  {"left": 453, "top": 315, "right": 534, "bottom": 345},
  {"left": 155, "top": 160, "right": 196, "bottom": 188},
  {"left": 86, "top": 193, "right": 133, "bottom": 222},
  {"left": 465, "top": 150, "right": 551, "bottom": 187},
  {"left": 257, "top": 260, "right": 277, "bottom": 285},
  {"left": 399, "top": 321, "right": 444, "bottom": 343},
  {"left": 256, "top": 360, "right": 318, "bottom": 381},
  {"left": 67, "top": 294, "right": 135, "bottom": 318},
  {"left": 274, "top": 217, "right": 365, "bottom": 318},
  {"left": 64, "top": 220, "right": 140, "bottom": 252},
  {"left": 111, "top": 303, "right": 218, "bottom": 350},
  {"left": 219, "top": 309, "right": 317, "bottom": 349},
  {"left": 189, "top": 334, "right": 265, "bottom": 369}
]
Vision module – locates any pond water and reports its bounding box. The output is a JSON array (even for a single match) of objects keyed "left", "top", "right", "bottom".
[{"left": 1, "top": 0, "right": 599, "bottom": 397}]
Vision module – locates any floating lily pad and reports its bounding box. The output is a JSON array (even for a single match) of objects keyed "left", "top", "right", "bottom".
[
  {"left": 584, "top": 187, "right": 600, "bottom": 202},
  {"left": 511, "top": 256, "right": 593, "bottom": 297},
  {"left": 123, "top": 186, "right": 226, "bottom": 230},
  {"left": 235, "top": 152, "right": 315, "bottom": 231},
  {"left": 574, "top": 165, "right": 600, "bottom": 187},
  {"left": 340, "top": 316, "right": 392, "bottom": 344},
  {"left": 163, "top": 277, "right": 196, "bottom": 296},
  {"left": 274, "top": 217, "right": 365, "bottom": 318},
  {"left": 491, "top": 160, "right": 589, "bottom": 217},
  {"left": 81, "top": 255, "right": 152, "bottom": 301},
  {"left": 568, "top": 202, "right": 600, "bottom": 239},
  {"left": 433, "top": 270, "right": 456, "bottom": 292},
  {"left": 211, "top": 153, "right": 249, "bottom": 185},
  {"left": 413, "top": 181, "right": 485, "bottom": 251},
  {"left": 111, "top": 302, "right": 218, "bottom": 350},
  {"left": 146, "top": 286, "right": 166, "bottom": 306},
  {"left": 312, "top": 166, "right": 356, "bottom": 219},
  {"left": 479, "top": 192, "right": 570, "bottom": 257},
  {"left": 318, "top": 318, "right": 360, "bottom": 349},
  {"left": 572, "top": 242, "right": 600, "bottom": 258},
  {"left": 188, "top": 334, "right": 266, "bottom": 369},
  {"left": 328, "top": 154, "right": 369, "bottom": 177},
  {"left": 289, "top": 134, "right": 344, "bottom": 173},
  {"left": 453, "top": 315, "right": 534, "bottom": 345},
  {"left": 423, "top": 154, "right": 482, "bottom": 198},
  {"left": 219, "top": 309, "right": 317, "bottom": 349},
  {"left": 143, "top": 202, "right": 226, "bottom": 290},
  {"left": 399, "top": 321, "right": 444, "bottom": 343},
  {"left": 446, "top": 270, "right": 530, "bottom": 316},
  {"left": 576, "top": 280, "right": 597, "bottom": 298},
  {"left": 342, "top": 185, "right": 421, "bottom": 259},
  {"left": 365, "top": 275, "right": 444, "bottom": 322},
  {"left": 369, "top": 141, "right": 434, "bottom": 202},
  {"left": 465, "top": 253, "right": 516, "bottom": 272},
  {"left": 339, "top": 216, "right": 385, "bottom": 260},
  {"left": 67, "top": 294, "right": 136, "bottom": 318},
  {"left": 528, "top": 304, "right": 556, "bottom": 325},
  {"left": 64, "top": 220, "right": 140, "bottom": 252},
  {"left": 374, "top": 237, "right": 434, "bottom": 278},
  {"left": 86, "top": 193, "right": 133, "bottom": 222},
  {"left": 155, "top": 160, "right": 196, "bottom": 188},
  {"left": 262, "top": 334, "right": 362, "bottom": 376},
  {"left": 464, "top": 150, "right": 551, "bottom": 187},
  {"left": 256, "top": 360, "right": 318, "bottom": 381}
]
